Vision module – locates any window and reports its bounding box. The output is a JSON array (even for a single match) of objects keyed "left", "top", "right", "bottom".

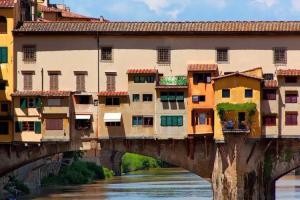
[
  {"left": 192, "top": 95, "right": 205, "bottom": 103},
  {"left": 101, "top": 47, "right": 112, "bottom": 61},
  {"left": 0, "top": 122, "right": 8, "bottom": 135},
  {"left": 0, "top": 102, "right": 9, "bottom": 112},
  {"left": 22, "top": 121, "right": 34, "bottom": 131},
  {"left": 216, "top": 48, "right": 229, "bottom": 63},
  {"left": 132, "top": 116, "right": 143, "bottom": 126},
  {"left": 20, "top": 97, "right": 42, "bottom": 109},
  {"left": 47, "top": 98, "right": 61, "bottom": 106},
  {"left": 222, "top": 89, "right": 230, "bottom": 98},
  {"left": 143, "top": 94, "right": 153, "bottom": 102},
  {"left": 285, "top": 92, "right": 298, "bottom": 103},
  {"left": 157, "top": 47, "right": 170, "bottom": 63},
  {"left": 161, "top": 116, "right": 183, "bottom": 127},
  {"left": 105, "top": 122, "right": 121, "bottom": 127},
  {"left": 161, "top": 92, "right": 184, "bottom": 102},
  {"left": 106, "top": 73, "right": 116, "bottom": 92},
  {"left": 263, "top": 89, "right": 276, "bottom": 100},
  {"left": 263, "top": 116, "right": 276, "bottom": 126},
  {"left": 285, "top": 76, "right": 297, "bottom": 83},
  {"left": 23, "top": 45, "right": 36, "bottom": 62},
  {"left": 245, "top": 89, "right": 253, "bottom": 98},
  {"left": 46, "top": 119, "right": 63, "bottom": 130},
  {"left": 134, "top": 76, "right": 155, "bottom": 83},
  {"left": 0, "top": 16, "right": 7, "bottom": 34},
  {"left": 75, "top": 119, "right": 91, "bottom": 130},
  {"left": 77, "top": 95, "right": 91, "bottom": 104},
  {"left": 49, "top": 73, "right": 59, "bottom": 91},
  {"left": 286, "top": 112, "right": 298, "bottom": 126},
  {"left": 76, "top": 74, "right": 85, "bottom": 92},
  {"left": 23, "top": 73, "right": 33, "bottom": 90},
  {"left": 105, "top": 97, "right": 120, "bottom": 105},
  {"left": 263, "top": 74, "right": 274, "bottom": 80},
  {"left": 0, "top": 80, "right": 7, "bottom": 90},
  {"left": 143, "top": 117, "right": 153, "bottom": 126},
  {"left": 132, "top": 94, "right": 140, "bottom": 102},
  {"left": 274, "top": 47, "right": 287, "bottom": 64},
  {"left": 199, "top": 113, "right": 206, "bottom": 125},
  {"left": 224, "top": 72, "right": 234, "bottom": 75},
  {"left": 193, "top": 73, "right": 211, "bottom": 84},
  {"left": 0, "top": 47, "right": 8, "bottom": 63},
  {"left": 132, "top": 116, "right": 154, "bottom": 126}
]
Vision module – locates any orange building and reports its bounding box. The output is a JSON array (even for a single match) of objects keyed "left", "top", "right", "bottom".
[{"left": 187, "top": 64, "right": 218, "bottom": 135}]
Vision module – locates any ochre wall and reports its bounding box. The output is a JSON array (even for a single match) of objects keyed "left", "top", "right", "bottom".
[{"left": 214, "top": 75, "right": 261, "bottom": 141}]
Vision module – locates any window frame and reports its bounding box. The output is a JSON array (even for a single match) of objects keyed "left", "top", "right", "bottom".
[
  {"left": 216, "top": 48, "right": 229, "bottom": 63},
  {"left": 0, "top": 47, "right": 8, "bottom": 64},
  {"left": 263, "top": 115, "right": 277, "bottom": 126},
  {"left": 285, "top": 92, "right": 298, "bottom": 104},
  {"left": 105, "top": 122, "right": 121, "bottom": 127},
  {"left": 245, "top": 89, "right": 253, "bottom": 98},
  {"left": 23, "top": 45, "right": 36, "bottom": 63},
  {"left": 285, "top": 76, "right": 298, "bottom": 83},
  {"left": 273, "top": 47, "right": 287, "bottom": 65},
  {"left": 222, "top": 89, "right": 230, "bottom": 98},
  {"left": 132, "top": 94, "right": 140, "bottom": 102},
  {"left": 285, "top": 112, "right": 298, "bottom": 126},
  {"left": 101, "top": 47, "right": 113, "bottom": 62},
  {"left": 263, "top": 89, "right": 276, "bottom": 100},
  {"left": 0, "top": 16, "right": 7, "bottom": 34},
  {"left": 157, "top": 47, "right": 171, "bottom": 64},
  {"left": 45, "top": 118, "right": 63, "bottom": 130},
  {"left": 143, "top": 94, "right": 153, "bottom": 102},
  {"left": 105, "top": 97, "right": 120, "bottom": 106}
]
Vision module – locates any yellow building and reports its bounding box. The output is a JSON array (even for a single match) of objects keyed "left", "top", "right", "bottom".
[
  {"left": 0, "top": 1, "right": 15, "bottom": 142},
  {"left": 213, "top": 69, "right": 262, "bottom": 142}
]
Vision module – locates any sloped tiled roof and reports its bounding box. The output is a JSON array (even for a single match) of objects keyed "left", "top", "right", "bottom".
[
  {"left": 263, "top": 80, "right": 278, "bottom": 88},
  {"left": 188, "top": 64, "right": 218, "bottom": 72},
  {"left": 15, "top": 21, "right": 300, "bottom": 34},
  {"left": 277, "top": 69, "right": 300, "bottom": 76},
  {"left": 127, "top": 69, "right": 158, "bottom": 74},
  {"left": 98, "top": 91, "right": 128, "bottom": 96},
  {"left": 213, "top": 71, "right": 263, "bottom": 80},
  {"left": 12, "top": 91, "right": 72, "bottom": 97},
  {"left": 0, "top": 0, "right": 14, "bottom": 8}
]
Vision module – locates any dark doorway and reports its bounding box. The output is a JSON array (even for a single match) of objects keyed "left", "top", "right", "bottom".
[{"left": 238, "top": 112, "right": 246, "bottom": 129}]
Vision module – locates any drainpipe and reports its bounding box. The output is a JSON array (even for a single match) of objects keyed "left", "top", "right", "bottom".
[
  {"left": 41, "top": 68, "right": 44, "bottom": 91},
  {"left": 96, "top": 31, "right": 100, "bottom": 139}
]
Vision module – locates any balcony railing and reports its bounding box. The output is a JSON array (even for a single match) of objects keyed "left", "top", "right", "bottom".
[
  {"left": 158, "top": 76, "right": 188, "bottom": 86},
  {"left": 222, "top": 120, "right": 250, "bottom": 133}
]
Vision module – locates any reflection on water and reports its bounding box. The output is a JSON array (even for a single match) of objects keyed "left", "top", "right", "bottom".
[
  {"left": 27, "top": 168, "right": 212, "bottom": 200},
  {"left": 26, "top": 169, "right": 300, "bottom": 200},
  {"left": 276, "top": 175, "right": 300, "bottom": 200}
]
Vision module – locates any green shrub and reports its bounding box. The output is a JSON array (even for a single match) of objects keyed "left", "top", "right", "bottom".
[{"left": 4, "top": 176, "right": 30, "bottom": 195}]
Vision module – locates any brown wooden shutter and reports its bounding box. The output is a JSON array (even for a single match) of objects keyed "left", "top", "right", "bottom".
[
  {"left": 50, "top": 74, "right": 58, "bottom": 90},
  {"left": 46, "top": 118, "right": 63, "bottom": 130},
  {"left": 24, "top": 74, "right": 32, "bottom": 90},
  {"left": 76, "top": 74, "right": 85, "bottom": 92},
  {"left": 106, "top": 74, "right": 116, "bottom": 92}
]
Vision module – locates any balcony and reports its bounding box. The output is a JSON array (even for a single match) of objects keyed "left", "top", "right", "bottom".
[
  {"left": 156, "top": 76, "right": 188, "bottom": 89},
  {"left": 217, "top": 102, "right": 256, "bottom": 134}
]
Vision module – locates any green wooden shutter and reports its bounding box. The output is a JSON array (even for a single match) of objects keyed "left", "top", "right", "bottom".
[
  {"left": 172, "top": 116, "right": 178, "bottom": 126},
  {"left": 160, "top": 92, "right": 168, "bottom": 102},
  {"left": 178, "top": 116, "right": 183, "bottom": 126},
  {"left": 35, "top": 97, "right": 42, "bottom": 108},
  {"left": 34, "top": 121, "right": 41, "bottom": 134},
  {"left": 166, "top": 116, "right": 172, "bottom": 126},
  {"left": 176, "top": 92, "right": 184, "bottom": 102},
  {"left": 15, "top": 122, "right": 22, "bottom": 133},
  {"left": 20, "top": 98, "right": 27, "bottom": 109},
  {"left": 168, "top": 92, "right": 176, "bottom": 101},
  {"left": 0, "top": 47, "right": 8, "bottom": 64},
  {"left": 161, "top": 116, "right": 167, "bottom": 126}
]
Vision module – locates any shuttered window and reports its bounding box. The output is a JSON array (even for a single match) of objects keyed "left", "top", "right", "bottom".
[
  {"left": 161, "top": 116, "right": 183, "bottom": 127},
  {"left": 46, "top": 118, "right": 63, "bottom": 130},
  {"left": 23, "top": 74, "right": 32, "bottom": 90},
  {"left": 106, "top": 74, "right": 116, "bottom": 92},
  {"left": 0, "top": 16, "right": 7, "bottom": 34},
  {"left": 49, "top": 74, "right": 59, "bottom": 91},
  {"left": 23, "top": 45, "right": 36, "bottom": 62},
  {"left": 0, "top": 47, "right": 8, "bottom": 63},
  {"left": 76, "top": 74, "right": 85, "bottom": 92}
]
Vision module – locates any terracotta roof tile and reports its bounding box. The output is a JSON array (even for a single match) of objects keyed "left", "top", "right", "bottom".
[
  {"left": 213, "top": 72, "right": 263, "bottom": 80},
  {"left": 277, "top": 69, "right": 300, "bottom": 76},
  {"left": 188, "top": 64, "right": 218, "bottom": 72},
  {"left": 127, "top": 69, "right": 158, "bottom": 74},
  {"left": 15, "top": 21, "right": 300, "bottom": 34},
  {"left": 98, "top": 91, "right": 128, "bottom": 96},
  {"left": 12, "top": 91, "right": 72, "bottom": 97},
  {"left": 0, "top": 0, "right": 14, "bottom": 8},
  {"left": 263, "top": 80, "right": 278, "bottom": 88}
]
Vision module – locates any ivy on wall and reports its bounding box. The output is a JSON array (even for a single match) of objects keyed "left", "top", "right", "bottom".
[{"left": 217, "top": 102, "right": 256, "bottom": 123}]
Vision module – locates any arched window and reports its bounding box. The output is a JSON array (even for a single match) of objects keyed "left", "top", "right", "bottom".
[{"left": 0, "top": 16, "right": 7, "bottom": 34}]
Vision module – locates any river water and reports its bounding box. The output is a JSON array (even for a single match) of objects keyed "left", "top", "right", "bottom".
[{"left": 26, "top": 168, "right": 300, "bottom": 200}]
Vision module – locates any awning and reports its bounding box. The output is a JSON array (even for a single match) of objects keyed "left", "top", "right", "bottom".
[
  {"left": 75, "top": 115, "right": 91, "bottom": 120},
  {"left": 104, "top": 113, "right": 122, "bottom": 122}
]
